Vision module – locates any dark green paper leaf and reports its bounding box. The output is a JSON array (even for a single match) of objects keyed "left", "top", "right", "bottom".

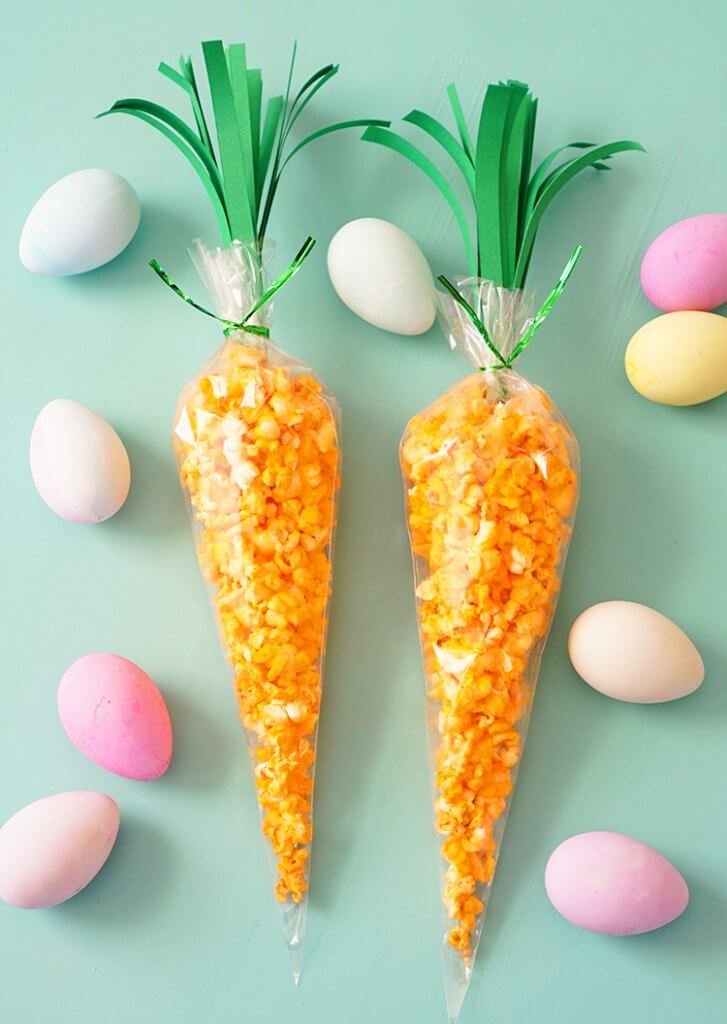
[
  {"left": 446, "top": 83, "right": 475, "bottom": 163},
  {"left": 282, "top": 119, "right": 390, "bottom": 169}
]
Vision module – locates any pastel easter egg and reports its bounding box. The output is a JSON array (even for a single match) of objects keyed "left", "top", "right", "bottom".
[
  {"left": 58, "top": 653, "right": 172, "bottom": 781},
  {"left": 29, "top": 399, "right": 131, "bottom": 524},
  {"left": 641, "top": 214, "right": 727, "bottom": 312},
  {"left": 545, "top": 831, "right": 688, "bottom": 935},
  {"left": 568, "top": 600, "right": 703, "bottom": 703},
  {"left": 20, "top": 169, "right": 140, "bottom": 276},
  {"left": 327, "top": 218, "right": 437, "bottom": 335},
  {"left": 0, "top": 791, "right": 119, "bottom": 909},
  {"left": 625, "top": 310, "right": 727, "bottom": 405}
]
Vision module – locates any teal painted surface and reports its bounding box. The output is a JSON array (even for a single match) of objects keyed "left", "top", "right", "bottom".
[{"left": 2, "top": 2, "right": 725, "bottom": 1021}]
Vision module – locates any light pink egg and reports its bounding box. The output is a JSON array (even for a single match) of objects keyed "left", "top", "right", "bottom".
[
  {"left": 641, "top": 214, "right": 727, "bottom": 312},
  {"left": 58, "top": 653, "right": 172, "bottom": 781},
  {"left": 0, "top": 791, "right": 119, "bottom": 908},
  {"left": 545, "top": 831, "right": 688, "bottom": 935}
]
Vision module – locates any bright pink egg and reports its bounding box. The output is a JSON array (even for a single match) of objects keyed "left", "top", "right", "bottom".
[
  {"left": 641, "top": 213, "right": 727, "bottom": 312},
  {"left": 545, "top": 831, "right": 688, "bottom": 936},
  {"left": 58, "top": 653, "right": 172, "bottom": 781}
]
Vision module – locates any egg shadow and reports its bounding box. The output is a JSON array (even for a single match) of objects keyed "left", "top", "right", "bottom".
[
  {"left": 161, "top": 688, "right": 237, "bottom": 794},
  {"left": 106, "top": 430, "right": 187, "bottom": 541},
  {"left": 57, "top": 198, "right": 204, "bottom": 293},
  {"left": 53, "top": 812, "right": 173, "bottom": 926}
]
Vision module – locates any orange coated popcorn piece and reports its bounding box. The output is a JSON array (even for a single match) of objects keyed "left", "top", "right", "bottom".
[
  {"left": 401, "top": 371, "right": 578, "bottom": 959},
  {"left": 173, "top": 338, "right": 339, "bottom": 904}
]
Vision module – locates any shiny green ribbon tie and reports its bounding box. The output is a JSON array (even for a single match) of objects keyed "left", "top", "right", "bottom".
[
  {"left": 438, "top": 244, "right": 583, "bottom": 370},
  {"left": 149, "top": 236, "right": 316, "bottom": 337}
]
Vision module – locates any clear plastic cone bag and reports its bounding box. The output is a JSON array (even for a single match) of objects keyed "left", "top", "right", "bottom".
[
  {"left": 400, "top": 279, "right": 579, "bottom": 1021},
  {"left": 172, "top": 240, "right": 340, "bottom": 980}
]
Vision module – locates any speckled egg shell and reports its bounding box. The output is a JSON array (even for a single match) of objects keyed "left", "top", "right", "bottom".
[
  {"left": 641, "top": 214, "right": 727, "bottom": 312},
  {"left": 0, "top": 791, "right": 119, "bottom": 909},
  {"left": 546, "top": 831, "right": 688, "bottom": 935},
  {"left": 58, "top": 653, "right": 173, "bottom": 781}
]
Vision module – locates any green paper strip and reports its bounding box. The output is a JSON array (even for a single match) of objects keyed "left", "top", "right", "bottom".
[
  {"left": 282, "top": 118, "right": 390, "bottom": 169},
  {"left": 97, "top": 105, "right": 231, "bottom": 243},
  {"left": 202, "top": 39, "right": 255, "bottom": 245},
  {"left": 283, "top": 63, "right": 338, "bottom": 140},
  {"left": 500, "top": 84, "right": 533, "bottom": 286},
  {"left": 362, "top": 125, "right": 476, "bottom": 276},
  {"left": 514, "top": 139, "right": 645, "bottom": 286},
  {"left": 181, "top": 56, "right": 215, "bottom": 155},
  {"left": 446, "top": 83, "right": 474, "bottom": 164},
  {"left": 403, "top": 109, "right": 475, "bottom": 198},
  {"left": 475, "top": 84, "right": 512, "bottom": 283},
  {"left": 149, "top": 237, "right": 317, "bottom": 335},
  {"left": 257, "top": 95, "right": 284, "bottom": 205},
  {"left": 248, "top": 68, "right": 262, "bottom": 190},
  {"left": 159, "top": 60, "right": 214, "bottom": 156},
  {"left": 227, "top": 43, "right": 257, "bottom": 218},
  {"left": 105, "top": 98, "right": 222, "bottom": 192}
]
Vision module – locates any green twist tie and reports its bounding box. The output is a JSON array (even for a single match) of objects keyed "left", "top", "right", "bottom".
[
  {"left": 438, "top": 244, "right": 583, "bottom": 370},
  {"left": 149, "top": 236, "right": 316, "bottom": 337}
]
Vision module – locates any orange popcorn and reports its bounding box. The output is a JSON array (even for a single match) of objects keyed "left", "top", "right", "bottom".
[
  {"left": 173, "top": 337, "right": 340, "bottom": 906},
  {"left": 401, "top": 369, "right": 578, "bottom": 962}
]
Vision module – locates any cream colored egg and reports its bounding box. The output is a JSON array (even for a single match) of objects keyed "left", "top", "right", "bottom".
[
  {"left": 569, "top": 601, "right": 704, "bottom": 703},
  {"left": 625, "top": 310, "right": 727, "bottom": 405},
  {"left": 327, "top": 218, "right": 436, "bottom": 335}
]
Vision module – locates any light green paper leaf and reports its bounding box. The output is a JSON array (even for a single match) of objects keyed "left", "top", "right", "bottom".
[
  {"left": 446, "top": 83, "right": 474, "bottom": 164},
  {"left": 514, "top": 139, "right": 645, "bottom": 286},
  {"left": 362, "top": 125, "right": 476, "bottom": 276},
  {"left": 247, "top": 68, "right": 262, "bottom": 187},
  {"left": 202, "top": 39, "right": 255, "bottom": 246},
  {"left": 403, "top": 109, "right": 475, "bottom": 199}
]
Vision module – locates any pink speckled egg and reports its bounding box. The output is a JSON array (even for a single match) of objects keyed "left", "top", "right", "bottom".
[
  {"left": 545, "top": 832, "right": 688, "bottom": 936},
  {"left": 641, "top": 214, "right": 727, "bottom": 312},
  {"left": 0, "top": 791, "right": 119, "bottom": 908},
  {"left": 58, "top": 653, "right": 172, "bottom": 781}
]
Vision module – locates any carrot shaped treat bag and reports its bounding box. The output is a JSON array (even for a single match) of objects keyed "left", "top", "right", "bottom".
[
  {"left": 101, "top": 39, "right": 386, "bottom": 980},
  {"left": 364, "top": 82, "right": 643, "bottom": 1020}
]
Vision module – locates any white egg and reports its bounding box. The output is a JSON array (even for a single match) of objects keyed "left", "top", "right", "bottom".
[
  {"left": 569, "top": 601, "right": 704, "bottom": 703},
  {"left": 20, "top": 169, "right": 140, "bottom": 276},
  {"left": 327, "top": 218, "right": 436, "bottom": 335},
  {"left": 30, "top": 400, "right": 131, "bottom": 524}
]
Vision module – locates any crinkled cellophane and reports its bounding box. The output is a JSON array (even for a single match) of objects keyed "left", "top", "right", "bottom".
[
  {"left": 173, "top": 329, "right": 340, "bottom": 952},
  {"left": 401, "top": 361, "right": 578, "bottom": 1014}
]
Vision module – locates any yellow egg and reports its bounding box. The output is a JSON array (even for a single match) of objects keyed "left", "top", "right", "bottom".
[{"left": 625, "top": 310, "right": 727, "bottom": 405}]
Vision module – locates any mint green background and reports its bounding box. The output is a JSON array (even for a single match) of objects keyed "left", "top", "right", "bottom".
[{"left": 2, "top": 2, "right": 725, "bottom": 1022}]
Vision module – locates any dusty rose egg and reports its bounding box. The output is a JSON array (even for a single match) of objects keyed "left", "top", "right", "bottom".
[
  {"left": 641, "top": 214, "right": 727, "bottom": 312},
  {"left": 0, "top": 791, "right": 119, "bottom": 908},
  {"left": 545, "top": 831, "right": 688, "bottom": 936},
  {"left": 58, "top": 653, "right": 172, "bottom": 781}
]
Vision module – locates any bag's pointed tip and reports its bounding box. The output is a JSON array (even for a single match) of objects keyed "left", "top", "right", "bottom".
[
  {"left": 442, "top": 949, "right": 472, "bottom": 1024},
  {"left": 280, "top": 896, "right": 308, "bottom": 987}
]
